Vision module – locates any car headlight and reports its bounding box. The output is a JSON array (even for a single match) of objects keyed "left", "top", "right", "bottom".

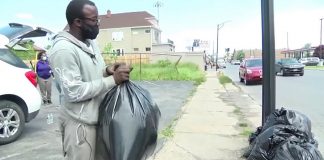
[{"left": 246, "top": 69, "right": 252, "bottom": 74}]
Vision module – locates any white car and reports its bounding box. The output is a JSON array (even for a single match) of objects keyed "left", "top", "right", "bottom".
[
  {"left": 299, "top": 57, "right": 320, "bottom": 66},
  {"left": 231, "top": 60, "right": 241, "bottom": 65},
  {"left": 217, "top": 60, "right": 226, "bottom": 68},
  {"left": 0, "top": 23, "right": 52, "bottom": 144}
]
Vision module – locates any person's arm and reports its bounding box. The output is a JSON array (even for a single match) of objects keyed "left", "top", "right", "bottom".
[
  {"left": 36, "top": 61, "right": 40, "bottom": 73},
  {"left": 50, "top": 49, "right": 116, "bottom": 103}
]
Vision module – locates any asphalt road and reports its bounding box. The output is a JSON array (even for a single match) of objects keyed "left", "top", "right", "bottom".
[
  {"left": 222, "top": 64, "right": 324, "bottom": 153},
  {"left": 0, "top": 81, "right": 194, "bottom": 160}
]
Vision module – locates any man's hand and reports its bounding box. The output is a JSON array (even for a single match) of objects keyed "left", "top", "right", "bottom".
[
  {"left": 106, "top": 62, "right": 132, "bottom": 75},
  {"left": 112, "top": 63, "right": 132, "bottom": 85}
]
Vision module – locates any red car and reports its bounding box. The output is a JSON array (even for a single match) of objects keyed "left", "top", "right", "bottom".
[{"left": 239, "top": 58, "right": 262, "bottom": 85}]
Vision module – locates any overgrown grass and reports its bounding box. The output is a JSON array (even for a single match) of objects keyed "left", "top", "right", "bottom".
[
  {"left": 130, "top": 60, "right": 206, "bottom": 85},
  {"left": 160, "top": 124, "right": 174, "bottom": 138},
  {"left": 218, "top": 75, "right": 233, "bottom": 85},
  {"left": 305, "top": 66, "right": 324, "bottom": 70}
]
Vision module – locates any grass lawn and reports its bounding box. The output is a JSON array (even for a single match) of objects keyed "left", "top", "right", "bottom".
[
  {"left": 130, "top": 60, "right": 206, "bottom": 85},
  {"left": 305, "top": 66, "right": 324, "bottom": 70}
]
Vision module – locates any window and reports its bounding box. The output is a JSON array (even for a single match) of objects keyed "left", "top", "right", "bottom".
[
  {"left": 112, "top": 32, "right": 124, "bottom": 41},
  {"left": 0, "top": 49, "right": 28, "bottom": 69},
  {"left": 146, "top": 47, "right": 151, "bottom": 51},
  {"left": 145, "top": 29, "right": 151, "bottom": 33},
  {"left": 134, "top": 48, "right": 139, "bottom": 51}
]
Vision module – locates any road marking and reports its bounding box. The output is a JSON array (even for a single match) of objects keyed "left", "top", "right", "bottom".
[{"left": 0, "top": 143, "right": 49, "bottom": 160}]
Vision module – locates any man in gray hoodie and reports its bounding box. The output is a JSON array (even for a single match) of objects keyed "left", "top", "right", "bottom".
[{"left": 49, "top": 0, "right": 130, "bottom": 159}]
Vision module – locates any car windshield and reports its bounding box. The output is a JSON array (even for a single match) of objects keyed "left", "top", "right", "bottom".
[
  {"left": 281, "top": 58, "right": 298, "bottom": 64},
  {"left": 246, "top": 59, "right": 262, "bottom": 67}
]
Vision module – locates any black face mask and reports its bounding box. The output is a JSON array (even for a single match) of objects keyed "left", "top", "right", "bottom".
[{"left": 80, "top": 22, "right": 99, "bottom": 40}]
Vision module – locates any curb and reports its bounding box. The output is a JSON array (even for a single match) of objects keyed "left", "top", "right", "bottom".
[{"left": 304, "top": 68, "right": 324, "bottom": 71}]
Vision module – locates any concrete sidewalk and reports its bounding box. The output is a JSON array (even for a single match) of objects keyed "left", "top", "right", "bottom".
[{"left": 153, "top": 71, "right": 262, "bottom": 160}]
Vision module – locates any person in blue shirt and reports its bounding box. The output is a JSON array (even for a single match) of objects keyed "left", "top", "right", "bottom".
[{"left": 36, "top": 51, "right": 52, "bottom": 104}]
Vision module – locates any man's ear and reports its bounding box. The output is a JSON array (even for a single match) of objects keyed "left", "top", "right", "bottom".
[{"left": 74, "top": 18, "right": 82, "bottom": 27}]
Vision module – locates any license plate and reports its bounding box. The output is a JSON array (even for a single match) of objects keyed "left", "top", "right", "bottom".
[{"left": 293, "top": 69, "right": 298, "bottom": 71}]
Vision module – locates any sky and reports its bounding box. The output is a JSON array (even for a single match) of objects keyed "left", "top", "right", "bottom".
[{"left": 1, "top": 0, "right": 324, "bottom": 55}]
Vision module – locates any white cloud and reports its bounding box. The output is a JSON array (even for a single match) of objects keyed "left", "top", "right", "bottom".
[{"left": 16, "top": 13, "right": 33, "bottom": 19}]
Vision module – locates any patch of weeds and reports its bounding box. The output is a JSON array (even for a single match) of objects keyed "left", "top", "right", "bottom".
[
  {"left": 161, "top": 124, "right": 174, "bottom": 138},
  {"left": 238, "top": 122, "right": 248, "bottom": 128},
  {"left": 240, "top": 128, "right": 253, "bottom": 137},
  {"left": 233, "top": 107, "right": 243, "bottom": 115},
  {"left": 218, "top": 75, "right": 232, "bottom": 85}
]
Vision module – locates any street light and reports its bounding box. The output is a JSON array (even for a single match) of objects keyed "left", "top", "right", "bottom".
[
  {"left": 154, "top": 1, "right": 163, "bottom": 24},
  {"left": 320, "top": 18, "right": 324, "bottom": 45},
  {"left": 216, "top": 20, "right": 230, "bottom": 71}
]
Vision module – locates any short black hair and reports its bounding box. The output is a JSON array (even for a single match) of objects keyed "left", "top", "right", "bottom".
[
  {"left": 66, "top": 0, "right": 96, "bottom": 25},
  {"left": 37, "top": 51, "right": 45, "bottom": 60}
]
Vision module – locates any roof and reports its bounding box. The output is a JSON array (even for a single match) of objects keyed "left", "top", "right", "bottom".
[
  {"left": 64, "top": 11, "right": 157, "bottom": 30},
  {"left": 99, "top": 11, "right": 156, "bottom": 29}
]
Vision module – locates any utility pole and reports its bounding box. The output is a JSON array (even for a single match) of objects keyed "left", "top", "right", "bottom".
[
  {"left": 287, "top": 32, "right": 289, "bottom": 50},
  {"left": 154, "top": 1, "right": 163, "bottom": 24},
  {"left": 261, "top": 0, "right": 276, "bottom": 124},
  {"left": 216, "top": 20, "right": 230, "bottom": 71},
  {"left": 320, "top": 18, "right": 324, "bottom": 45}
]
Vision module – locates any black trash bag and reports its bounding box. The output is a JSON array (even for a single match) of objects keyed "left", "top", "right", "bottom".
[
  {"left": 249, "top": 126, "right": 263, "bottom": 144},
  {"left": 270, "top": 136, "right": 323, "bottom": 160},
  {"left": 247, "top": 125, "right": 309, "bottom": 160},
  {"left": 261, "top": 108, "right": 313, "bottom": 140},
  {"left": 98, "top": 81, "right": 161, "bottom": 160},
  {"left": 243, "top": 126, "right": 263, "bottom": 158}
]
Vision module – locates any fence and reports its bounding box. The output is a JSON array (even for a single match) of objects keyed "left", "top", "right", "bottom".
[
  {"left": 24, "top": 52, "right": 204, "bottom": 72},
  {"left": 103, "top": 53, "right": 150, "bottom": 65}
]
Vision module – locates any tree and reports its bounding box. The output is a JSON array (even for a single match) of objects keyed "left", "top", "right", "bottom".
[
  {"left": 303, "top": 43, "right": 311, "bottom": 57},
  {"left": 103, "top": 43, "right": 117, "bottom": 64},
  {"left": 236, "top": 50, "right": 245, "bottom": 61},
  {"left": 225, "top": 48, "right": 230, "bottom": 60},
  {"left": 313, "top": 45, "right": 324, "bottom": 59}
]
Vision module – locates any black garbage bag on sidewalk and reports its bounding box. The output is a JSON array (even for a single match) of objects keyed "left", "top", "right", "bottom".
[
  {"left": 270, "top": 136, "right": 323, "bottom": 160},
  {"left": 247, "top": 125, "right": 309, "bottom": 160},
  {"left": 261, "top": 108, "right": 312, "bottom": 140},
  {"left": 98, "top": 81, "right": 161, "bottom": 160}
]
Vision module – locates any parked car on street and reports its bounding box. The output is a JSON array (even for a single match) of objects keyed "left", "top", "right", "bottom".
[
  {"left": 0, "top": 23, "right": 52, "bottom": 144},
  {"left": 217, "top": 59, "right": 226, "bottom": 69},
  {"left": 298, "top": 57, "right": 320, "bottom": 66},
  {"left": 276, "top": 58, "right": 304, "bottom": 76},
  {"left": 231, "top": 60, "right": 241, "bottom": 65},
  {"left": 239, "top": 58, "right": 262, "bottom": 85}
]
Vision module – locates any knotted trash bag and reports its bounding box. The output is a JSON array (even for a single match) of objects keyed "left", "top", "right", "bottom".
[
  {"left": 247, "top": 125, "right": 309, "bottom": 160},
  {"left": 98, "top": 81, "right": 161, "bottom": 160},
  {"left": 270, "top": 135, "right": 323, "bottom": 160},
  {"left": 261, "top": 108, "right": 312, "bottom": 140}
]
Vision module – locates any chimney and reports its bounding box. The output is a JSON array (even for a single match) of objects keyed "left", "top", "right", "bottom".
[{"left": 106, "top": 10, "right": 111, "bottom": 18}]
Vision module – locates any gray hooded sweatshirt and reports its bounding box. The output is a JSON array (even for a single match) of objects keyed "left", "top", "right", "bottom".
[{"left": 49, "top": 31, "right": 116, "bottom": 125}]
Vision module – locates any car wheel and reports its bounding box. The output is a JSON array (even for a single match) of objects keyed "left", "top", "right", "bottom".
[
  {"left": 239, "top": 74, "right": 244, "bottom": 82},
  {"left": 244, "top": 78, "right": 250, "bottom": 85},
  {"left": 0, "top": 100, "right": 25, "bottom": 145},
  {"left": 300, "top": 72, "right": 304, "bottom": 76},
  {"left": 280, "top": 69, "right": 286, "bottom": 76}
]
